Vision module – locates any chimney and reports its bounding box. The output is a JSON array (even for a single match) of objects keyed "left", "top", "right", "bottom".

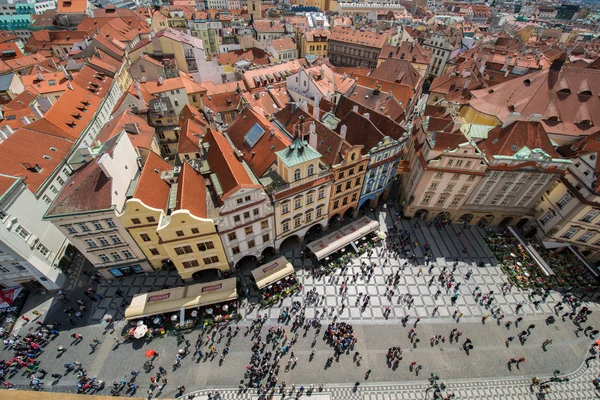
[
  {"left": 352, "top": 105, "right": 359, "bottom": 113},
  {"left": 501, "top": 112, "right": 522, "bottom": 128},
  {"left": 31, "top": 104, "right": 45, "bottom": 119},
  {"left": 308, "top": 122, "right": 317, "bottom": 150},
  {"left": 312, "top": 95, "right": 321, "bottom": 121},
  {"left": 158, "top": 76, "right": 164, "bottom": 85},
  {"left": 528, "top": 114, "right": 543, "bottom": 122},
  {"left": 463, "top": 77, "right": 471, "bottom": 89},
  {"left": 373, "top": 83, "right": 382, "bottom": 96},
  {"left": 502, "top": 56, "right": 512, "bottom": 71},
  {"left": 340, "top": 124, "right": 347, "bottom": 140},
  {"left": 479, "top": 54, "right": 488, "bottom": 75},
  {"left": 363, "top": 112, "right": 370, "bottom": 120}
]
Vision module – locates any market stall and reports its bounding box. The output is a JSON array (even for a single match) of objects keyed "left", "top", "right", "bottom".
[
  {"left": 123, "top": 278, "right": 238, "bottom": 337},
  {"left": 252, "top": 256, "right": 300, "bottom": 306},
  {"left": 306, "top": 216, "right": 380, "bottom": 260}
]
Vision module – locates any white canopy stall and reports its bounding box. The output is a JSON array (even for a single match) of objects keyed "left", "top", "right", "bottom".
[{"left": 306, "top": 216, "right": 380, "bottom": 260}]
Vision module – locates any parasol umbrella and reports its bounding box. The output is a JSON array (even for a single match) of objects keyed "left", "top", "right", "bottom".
[
  {"left": 510, "top": 253, "right": 517, "bottom": 258},
  {"left": 222, "top": 304, "right": 229, "bottom": 312},
  {"left": 595, "top": 339, "right": 600, "bottom": 345},
  {"left": 145, "top": 349, "right": 158, "bottom": 358},
  {"left": 377, "top": 231, "right": 387, "bottom": 239},
  {"left": 171, "top": 314, "right": 178, "bottom": 321},
  {"left": 133, "top": 325, "right": 148, "bottom": 339},
  {"left": 205, "top": 308, "right": 213, "bottom": 315},
  {"left": 137, "top": 320, "right": 145, "bottom": 326},
  {"left": 191, "top": 310, "right": 198, "bottom": 318},
  {"left": 153, "top": 317, "right": 162, "bottom": 325}
]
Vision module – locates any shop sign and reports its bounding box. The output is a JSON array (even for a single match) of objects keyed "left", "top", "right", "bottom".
[
  {"left": 201, "top": 283, "right": 222, "bottom": 292},
  {"left": 147, "top": 293, "right": 170, "bottom": 303}
]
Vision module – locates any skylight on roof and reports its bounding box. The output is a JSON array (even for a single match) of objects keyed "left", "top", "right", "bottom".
[{"left": 244, "top": 123, "right": 265, "bottom": 148}]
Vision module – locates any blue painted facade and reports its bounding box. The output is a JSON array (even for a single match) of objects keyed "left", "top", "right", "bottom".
[{"left": 358, "top": 137, "right": 404, "bottom": 209}]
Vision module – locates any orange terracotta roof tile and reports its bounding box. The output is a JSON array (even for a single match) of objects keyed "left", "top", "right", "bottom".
[
  {"left": 204, "top": 128, "right": 261, "bottom": 202},
  {"left": 329, "top": 27, "right": 389, "bottom": 49},
  {"left": 4, "top": 54, "right": 49, "bottom": 71},
  {"left": 57, "top": 0, "right": 88, "bottom": 14},
  {"left": 226, "top": 107, "right": 292, "bottom": 177},
  {"left": 132, "top": 151, "right": 172, "bottom": 210},
  {"left": 478, "top": 121, "right": 559, "bottom": 159},
  {"left": 175, "top": 162, "right": 206, "bottom": 218},
  {"left": 0, "top": 128, "right": 73, "bottom": 193},
  {"left": 177, "top": 119, "right": 204, "bottom": 154},
  {"left": 21, "top": 72, "right": 71, "bottom": 95},
  {"left": 95, "top": 110, "right": 156, "bottom": 150}
]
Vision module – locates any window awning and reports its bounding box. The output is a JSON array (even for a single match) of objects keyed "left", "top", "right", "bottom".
[
  {"left": 124, "top": 277, "right": 237, "bottom": 320},
  {"left": 251, "top": 256, "right": 294, "bottom": 289},
  {"left": 306, "top": 216, "right": 380, "bottom": 260}
]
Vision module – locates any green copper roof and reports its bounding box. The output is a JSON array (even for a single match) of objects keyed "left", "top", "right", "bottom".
[{"left": 275, "top": 137, "right": 321, "bottom": 167}]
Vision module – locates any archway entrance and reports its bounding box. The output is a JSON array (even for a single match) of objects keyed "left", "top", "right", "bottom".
[
  {"left": 477, "top": 214, "right": 494, "bottom": 226},
  {"left": 458, "top": 213, "right": 474, "bottom": 224},
  {"left": 524, "top": 227, "right": 537, "bottom": 238},
  {"left": 344, "top": 207, "right": 355, "bottom": 220},
  {"left": 306, "top": 223, "right": 322, "bottom": 241},
  {"left": 261, "top": 246, "right": 275, "bottom": 261},
  {"left": 279, "top": 235, "right": 300, "bottom": 254},
  {"left": 516, "top": 218, "right": 529, "bottom": 230},
  {"left": 582, "top": 250, "right": 592, "bottom": 257},
  {"left": 192, "top": 268, "right": 222, "bottom": 282},
  {"left": 414, "top": 209, "right": 429, "bottom": 220},
  {"left": 499, "top": 216, "right": 514, "bottom": 228},
  {"left": 358, "top": 198, "right": 374, "bottom": 214},
  {"left": 234, "top": 255, "right": 258, "bottom": 271},
  {"left": 328, "top": 213, "right": 342, "bottom": 230}
]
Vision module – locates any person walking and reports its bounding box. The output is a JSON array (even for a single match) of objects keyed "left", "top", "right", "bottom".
[{"left": 542, "top": 339, "right": 553, "bottom": 351}]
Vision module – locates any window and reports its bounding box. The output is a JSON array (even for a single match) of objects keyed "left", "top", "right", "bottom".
[
  {"left": 435, "top": 172, "right": 444, "bottom": 178},
  {"left": 307, "top": 193, "right": 314, "bottom": 204},
  {"left": 447, "top": 159, "right": 454, "bottom": 167},
  {"left": 355, "top": 178, "right": 361, "bottom": 186},
  {"left": 122, "top": 250, "right": 134, "bottom": 259},
  {"left": 446, "top": 183, "right": 455, "bottom": 191},
  {"left": 253, "top": 208, "right": 259, "bottom": 216},
  {"left": 450, "top": 196, "right": 461, "bottom": 206},
  {"left": 294, "top": 198, "right": 302, "bottom": 209},
  {"left": 176, "top": 230, "right": 184, "bottom": 237},
  {"left": 149, "top": 248, "right": 160, "bottom": 256},
  {"left": 422, "top": 194, "right": 431, "bottom": 204},
  {"left": 110, "top": 252, "right": 122, "bottom": 261},
  {"left": 540, "top": 212, "right": 554, "bottom": 225},
  {"left": 140, "top": 233, "right": 151, "bottom": 242},
  {"left": 557, "top": 194, "right": 572, "bottom": 209},
  {"left": 15, "top": 225, "right": 30, "bottom": 240},
  {"left": 234, "top": 215, "right": 241, "bottom": 223},
  {"left": 473, "top": 197, "right": 483, "bottom": 205},
  {"left": 242, "top": 211, "right": 250, "bottom": 220},
  {"left": 282, "top": 220, "right": 290, "bottom": 232},
  {"left": 245, "top": 195, "right": 251, "bottom": 202},
  {"left": 236, "top": 198, "right": 243, "bottom": 204},
  {"left": 57, "top": 177, "right": 65, "bottom": 185},
  {"left": 174, "top": 245, "right": 193, "bottom": 255},
  {"left": 294, "top": 169, "right": 301, "bottom": 181},
  {"left": 191, "top": 228, "right": 199, "bottom": 234},
  {"left": 232, "top": 246, "right": 240, "bottom": 255},
  {"left": 335, "top": 184, "right": 342, "bottom": 194},
  {"left": 308, "top": 164, "right": 314, "bottom": 176},
  {"left": 36, "top": 243, "right": 50, "bottom": 256},
  {"left": 306, "top": 211, "right": 313, "bottom": 222},
  {"left": 582, "top": 211, "right": 599, "bottom": 223},
  {"left": 78, "top": 223, "right": 90, "bottom": 232},
  {"left": 263, "top": 234, "right": 270, "bottom": 243},
  {"left": 318, "top": 189, "right": 325, "bottom": 199},
  {"left": 99, "top": 254, "right": 110, "bottom": 263},
  {"left": 182, "top": 260, "right": 200, "bottom": 269},
  {"left": 501, "top": 185, "right": 509, "bottom": 193},
  {"left": 261, "top": 220, "right": 269, "bottom": 229},
  {"left": 147, "top": 216, "right": 156, "bottom": 223},
  {"left": 281, "top": 202, "right": 289, "bottom": 214},
  {"left": 98, "top": 237, "right": 109, "bottom": 246},
  {"left": 294, "top": 215, "right": 301, "bottom": 227},
  {"left": 197, "top": 241, "right": 214, "bottom": 251},
  {"left": 109, "top": 235, "right": 121, "bottom": 244},
  {"left": 84, "top": 239, "right": 97, "bottom": 248},
  {"left": 42, "top": 195, "right": 51, "bottom": 204},
  {"left": 561, "top": 228, "right": 579, "bottom": 239},
  {"left": 228, "top": 232, "right": 237, "bottom": 241},
  {"left": 436, "top": 195, "right": 447, "bottom": 205},
  {"left": 203, "top": 256, "right": 219, "bottom": 265},
  {"left": 245, "top": 226, "right": 253, "bottom": 235},
  {"left": 131, "top": 218, "right": 141, "bottom": 225},
  {"left": 316, "top": 206, "right": 323, "bottom": 217},
  {"left": 248, "top": 239, "right": 256, "bottom": 248},
  {"left": 106, "top": 219, "right": 116, "bottom": 228},
  {"left": 333, "top": 200, "right": 339, "bottom": 209},
  {"left": 578, "top": 231, "right": 595, "bottom": 243},
  {"left": 92, "top": 220, "right": 103, "bottom": 230},
  {"left": 429, "top": 182, "right": 438, "bottom": 190},
  {"left": 456, "top": 160, "right": 464, "bottom": 167}
]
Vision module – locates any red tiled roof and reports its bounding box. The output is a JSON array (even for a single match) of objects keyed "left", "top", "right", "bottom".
[
  {"left": 202, "top": 91, "right": 242, "bottom": 113},
  {"left": 329, "top": 27, "right": 389, "bottom": 49},
  {"left": 226, "top": 107, "right": 292, "bottom": 177},
  {"left": 0, "top": 128, "right": 73, "bottom": 193},
  {"left": 57, "top": 0, "right": 88, "bottom": 14},
  {"left": 369, "top": 58, "right": 421, "bottom": 89},
  {"left": 177, "top": 119, "right": 204, "bottom": 154},
  {"left": 336, "top": 96, "right": 405, "bottom": 141},
  {"left": 178, "top": 104, "right": 208, "bottom": 127},
  {"left": 132, "top": 151, "right": 172, "bottom": 210},
  {"left": 378, "top": 41, "right": 431, "bottom": 64},
  {"left": 478, "top": 121, "right": 559, "bottom": 159},
  {"left": 253, "top": 20, "right": 285, "bottom": 32},
  {"left": 242, "top": 91, "right": 281, "bottom": 116},
  {"left": 204, "top": 128, "right": 261, "bottom": 202},
  {"left": 175, "top": 162, "right": 206, "bottom": 218},
  {"left": 270, "top": 37, "right": 296, "bottom": 52},
  {"left": 95, "top": 110, "right": 156, "bottom": 150},
  {"left": 45, "top": 137, "right": 121, "bottom": 217}
]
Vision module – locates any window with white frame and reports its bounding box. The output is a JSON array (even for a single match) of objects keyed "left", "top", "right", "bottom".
[
  {"left": 577, "top": 231, "right": 595, "bottom": 243},
  {"left": 582, "top": 210, "right": 599, "bottom": 223},
  {"left": 109, "top": 235, "right": 121, "bottom": 244},
  {"left": 294, "top": 169, "right": 301, "bottom": 181},
  {"left": 98, "top": 237, "right": 109, "bottom": 246},
  {"left": 15, "top": 225, "right": 30, "bottom": 240},
  {"left": 540, "top": 212, "right": 554, "bottom": 225},
  {"left": 91, "top": 220, "right": 103, "bottom": 230},
  {"left": 36, "top": 243, "right": 50, "bottom": 256},
  {"left": 105, "top": 219, "right": 116, "bottom": 228},
  {"left": 561, "top": 228, "right": 579, "bottom": 239},
  {"left": 99, "top": 254, "right": 110, "bottom": 263},
  {"left": 122, "top": 250, "right": 134, "bottom": 259},
  {"left": 110, "top": 252, "right": 122, "bottom": 261},
  {"left": 557, "top": 194, "right": 571, "bottom": 209},
  {"left": 78, "top": 223, "right": 90, "bottom": 232},
  {"left": 84, "top": 239, "right": 97, "bottom": 248},
  {"left": 294, "top": 215, "right": 301, "bottom": 227},
  {"left": 422, "top": 194, "right": 431, "bottom": 204}
]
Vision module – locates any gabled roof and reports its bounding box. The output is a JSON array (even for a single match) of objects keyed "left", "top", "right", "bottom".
[
  {"left": 0, "top": 128, "right": 73, "bottom": 193},
  {"left": 329, "top": 27, "right": 389, "bottom": 49},
  {"left": 178, "top": 119, "right": 204, "bottom": 154},
  {"left": 95, "top": 110, "right": 156, "bottom": 150},
  {"left": 379, "top": 41, "right": 431, "bottom": 64},
  {"left": 370, "top": 58, "right": 422, "bottom": 89},
  {"left": 132, "top": 151, "right": 172, "bottom": 211},
  {"left": 175, "top": 162, "right": 206, "bottom": 218},
  {"left": 270, "top": 37, "right": 296, "bottom": 52},
  {"left": 204, "top": 128, "right": 261, "bottom": 202},
  {"left": 21, "top": 71, "right": 72, "bottom": 95},
  {"left": 226, "top": 107, "right": 292, "bottom": 177},
  {"left": 335, "top": 96, "right": 405, "bottom": 141},
  {"left": 202, "top": 91, "right": 242, "bottom": 113},
  {"left": 334, "top": 111, "right": 387, "bottom": 155},
  {"left": 57, "top": 0, "right": 88, "bottom": 14},
  {"left": 45, "top": 135, "right": 122, "bottom": 217},
  {"left": 477, "top": 121, "right": 559, "bottom": 159},
  {"left": 141, "top": 74, "right": 204, "bottom": 95},
  {"left": 178, "top": 104, "right": 208, "bottom": 127}
]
